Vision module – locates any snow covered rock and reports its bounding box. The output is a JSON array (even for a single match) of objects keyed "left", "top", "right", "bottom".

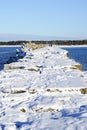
[{"left": 0, "top": 45, "right": 87, "bottom": 129}]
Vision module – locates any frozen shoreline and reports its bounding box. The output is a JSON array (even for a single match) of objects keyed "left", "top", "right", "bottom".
[
  {"left": 0, "top": 45, "right": 87, "bottom": 129},
  {"left": 0, "top": 44, "right": 87, "bottom": 48},
  {"left": 0, "top": 45, "right": 21, "bottom": 47},
  {"left": 58, "top": 45, "right": 87, "bottom": 48}
]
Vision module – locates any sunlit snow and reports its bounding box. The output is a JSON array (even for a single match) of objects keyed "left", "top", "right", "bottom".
[{"left": 0, "top": 45, "right": 87, "bottom": 130}]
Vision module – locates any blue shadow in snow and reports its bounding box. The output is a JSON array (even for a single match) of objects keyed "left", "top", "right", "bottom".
[
  {"left": 0, "top": 124, "right": 5, "bottom": 130},
  {"left": 51, "top": 105, "right": 87, "bottom": 121},
  {"left": 60, "top": 105, "right": 87, "bottom": 119},
  {"left": 15, "top": 121, "right": 33, "bottom": 129}
]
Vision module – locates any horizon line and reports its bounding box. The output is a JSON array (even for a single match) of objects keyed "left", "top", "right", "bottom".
[{"left": 0, "top": 33, "right": 86, "bottom": 41}]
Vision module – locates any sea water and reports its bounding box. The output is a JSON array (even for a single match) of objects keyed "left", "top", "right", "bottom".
[
  {"left": 0, "top": 46, "right": 21, "bottom": 70},
  {"left": 62, "top": 47, "right": 87, "bottom": 71}
]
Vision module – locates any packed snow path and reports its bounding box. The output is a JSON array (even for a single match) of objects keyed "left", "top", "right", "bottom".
[{"left": 0, "top": 45, "right": 87, "bottom": 130}]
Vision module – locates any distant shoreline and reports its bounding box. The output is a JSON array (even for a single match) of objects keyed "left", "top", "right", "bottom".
[
  {"left": 58, "top": 45, "right": 87, "bottom": 48},
  {"left": 0, "top": 45, "right": 22, "bottom": 47},
  {"left": 0, "top": 40, "right": 87, "bottom": 46}
]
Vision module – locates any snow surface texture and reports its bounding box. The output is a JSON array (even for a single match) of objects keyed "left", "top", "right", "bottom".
[{"left": 0, "top": 45, "right": 87, "bottom": 130}]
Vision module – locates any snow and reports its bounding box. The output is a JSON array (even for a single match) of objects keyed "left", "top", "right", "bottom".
[
  {"left": 0, "top": 45, "right": 87, "bottom": 130},
  {"left": 58, "top": 45, "right": 87, "bottom": 48}
]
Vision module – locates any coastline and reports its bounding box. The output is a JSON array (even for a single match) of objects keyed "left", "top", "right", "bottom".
[
  {"left": 58, "top": 45, "right": 87, "bottom": 48},
  {"left": 0, "top": 45, "right": 22, "bottom": 47}
]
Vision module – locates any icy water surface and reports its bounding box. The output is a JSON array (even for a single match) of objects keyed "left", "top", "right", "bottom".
[
  {"left": 0, "top": 46, "right": 21, "bottom": 70},
  {"left": 63, "top": 47, "right": 87, "bottom": 71}
]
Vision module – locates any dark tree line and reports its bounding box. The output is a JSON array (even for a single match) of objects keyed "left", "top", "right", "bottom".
[
  {"left": 30, "top": 40, "right": 87, "bottom": 45},
  {"left": 0, "top": 41, "right": 28, "bottom": 45},
  {"left": 0, "top": 40, "right": 87, "bottom": 45}
]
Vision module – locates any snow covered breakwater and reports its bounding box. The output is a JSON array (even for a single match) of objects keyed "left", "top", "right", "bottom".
[{"left": 0, "top": 45, "right": 87, "bottom": 129}]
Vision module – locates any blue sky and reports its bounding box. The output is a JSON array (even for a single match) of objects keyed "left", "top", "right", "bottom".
[{"left": 0, "top": 0, "right": 87, "bottom": 41}]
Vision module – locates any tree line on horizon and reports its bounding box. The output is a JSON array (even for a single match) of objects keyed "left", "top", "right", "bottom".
[{"left": 0, "top": 40, "right": 87, "bottom": 45}]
